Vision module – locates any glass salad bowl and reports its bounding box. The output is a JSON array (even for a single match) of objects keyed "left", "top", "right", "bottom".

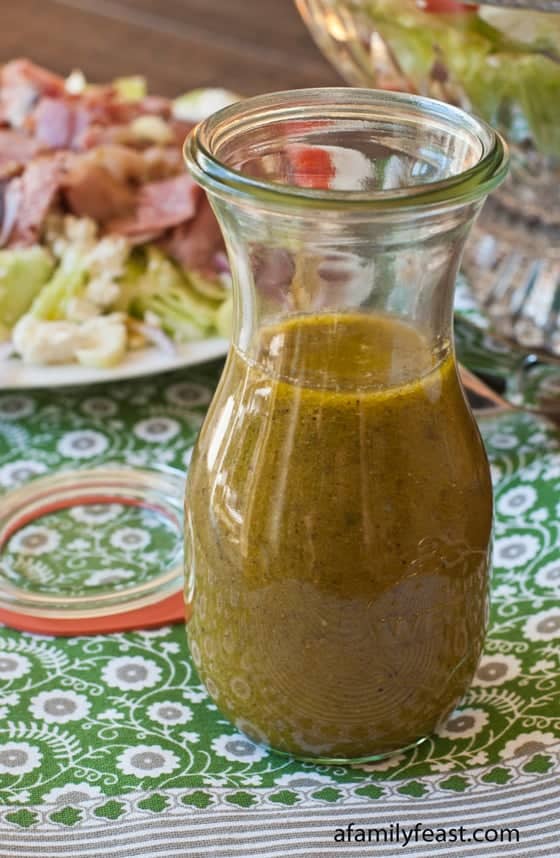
[{"left": 296, "top": 0, "right": 560, "bottom": 356}]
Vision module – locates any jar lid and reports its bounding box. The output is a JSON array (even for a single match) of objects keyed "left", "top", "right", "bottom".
[{"left": 0, "top": 467, "right": 186, "bottom": 635}]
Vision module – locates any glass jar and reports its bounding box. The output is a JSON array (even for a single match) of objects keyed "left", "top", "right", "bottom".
[{"left": 184, "top": 88, "right": 508, "bottom": 763}]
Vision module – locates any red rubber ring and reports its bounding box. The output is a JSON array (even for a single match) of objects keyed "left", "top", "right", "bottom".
[{"left": 0, "top": 590, "right": 185, "bottom": 636}]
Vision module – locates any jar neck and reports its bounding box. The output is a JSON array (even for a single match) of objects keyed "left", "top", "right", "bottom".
[{"left": 210, "top": 192, "right": 483, "bottom": 367}]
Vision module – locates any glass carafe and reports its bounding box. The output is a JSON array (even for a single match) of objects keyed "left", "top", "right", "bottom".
[{"left": 184, "top": 88, "right": 508, "bottom": 763}]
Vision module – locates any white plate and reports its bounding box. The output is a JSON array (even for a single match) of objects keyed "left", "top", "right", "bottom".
[{"left": 1, "top": 337, "right": 228, "bottom": 389}]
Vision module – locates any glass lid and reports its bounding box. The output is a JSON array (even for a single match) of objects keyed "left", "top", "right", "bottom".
[{"left": 0, "top": 466, "right": 185, "bottom": 627}]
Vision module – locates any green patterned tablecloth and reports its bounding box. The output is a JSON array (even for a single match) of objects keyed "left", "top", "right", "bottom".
[{"left": 0, "top": 360, "right": 559, "bottom": 857}]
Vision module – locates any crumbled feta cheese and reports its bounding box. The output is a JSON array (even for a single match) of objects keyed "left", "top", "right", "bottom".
[
  {"left": 76, "top": 316, "right": 127, "bottom": 368},
  {"left": 86, "top": 276, "right": 121, "bottom": 308},
  {"left": 13, "top": 315, "right": 83, "bottom": 365}
]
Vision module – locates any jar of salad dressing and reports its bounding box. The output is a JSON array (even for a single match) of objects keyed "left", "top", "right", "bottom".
[{"left": 183, "top": 88, "right": 508, "bottom": 762}]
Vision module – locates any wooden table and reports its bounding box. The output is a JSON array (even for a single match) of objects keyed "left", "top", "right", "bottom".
[{"left": 0, "top": 0, "right": 341, "bottom": 94}]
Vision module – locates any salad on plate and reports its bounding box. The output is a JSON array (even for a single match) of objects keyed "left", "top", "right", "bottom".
[{"left": 0, "top": 60, "right": 237, "bottom": 370}]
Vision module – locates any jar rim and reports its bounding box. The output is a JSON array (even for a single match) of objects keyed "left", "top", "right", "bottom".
[{"left": 184, "top": 87, "right": 509, "bottom": 213}]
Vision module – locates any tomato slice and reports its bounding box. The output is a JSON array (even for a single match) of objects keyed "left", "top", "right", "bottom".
[
  {"left": 419, "top": 0, "right": 478, "bottom": 12},
  {"left": 286, "top": 145, "right": 335, "bottom": 190}
]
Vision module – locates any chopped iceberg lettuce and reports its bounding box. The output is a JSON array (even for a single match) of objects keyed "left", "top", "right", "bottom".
[
  {"left": 122, "top": 247, "right": 221, "bottom": 342},
  {"left": 172, "top": 88, "right": 240, "bottom": 122},
  {"left": 113, "top": 75, "right": 147, "bottom": 102},
  {"left": 0, "top": 246, "right": 54, "bottom": 329}
]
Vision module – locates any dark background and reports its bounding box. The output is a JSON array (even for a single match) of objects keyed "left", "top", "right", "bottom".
[{"left": 1, "top": 0, "right": 341, "bottom": 93}]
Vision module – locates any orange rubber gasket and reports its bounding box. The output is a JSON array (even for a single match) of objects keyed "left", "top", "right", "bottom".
[
  {"left": 0, "top": 590, "right": 185, "bottom": 636},
  {"left": 0, "top": 484, "right": 185, "bottom": 636}
]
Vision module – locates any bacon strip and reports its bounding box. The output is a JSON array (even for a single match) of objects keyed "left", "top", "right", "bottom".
[
  {"left": 0, "top": 59, "right": 65, "bottom": 127},
  {"left": 6, "top": 154, "right": 66, "bottom": 246},
  {"left": 0, "top": 129, "right": 41, "bottom": 169},
  {"left": 107, "top": 173, "right": 201, "bottom": 237},
  {"left": 62, "top": 161, "right": 136, "bottom": 223},
  {"left": 158, "top": 196, "right": 224, "bottom": 275},
  {"left": 33, "top": 97, "right": 92, "bottom": 150}
]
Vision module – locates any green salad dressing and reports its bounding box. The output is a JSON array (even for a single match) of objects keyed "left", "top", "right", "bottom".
[{"left": 186, "top": 313, "right": 492, "bottom": 760}]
